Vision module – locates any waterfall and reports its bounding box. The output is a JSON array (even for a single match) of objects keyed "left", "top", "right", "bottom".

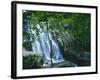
[
  {"left": 31, "top": 24, "right": 65, "bottom": 66},
  {"left": 23, "top": 21, "right": 65, "bottom": 67},
  {"left": 49, "top": 33, "right": 65, "bottom": 63}
]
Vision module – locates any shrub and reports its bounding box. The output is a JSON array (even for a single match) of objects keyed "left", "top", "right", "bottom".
[{"left": 23, "top": 54, "right": 43, "bottom": 69}]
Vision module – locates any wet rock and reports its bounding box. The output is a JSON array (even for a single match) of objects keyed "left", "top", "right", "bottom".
[
  {"left": 42, "top": 61, "right": 77, "bottom": 68},
  {"left": 52, "top": 61, "right": 77, "bottom": 67}
]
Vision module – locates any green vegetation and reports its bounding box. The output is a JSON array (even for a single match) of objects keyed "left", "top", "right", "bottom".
[
  {"left": 23, "top": 54, "right": 43, "bottom": 69},
  {"left": 23, "top": 10, "right": 91, "bottom": 68},
  {"left": 23, "top": 11, "right": 90, "bottom": 52}
]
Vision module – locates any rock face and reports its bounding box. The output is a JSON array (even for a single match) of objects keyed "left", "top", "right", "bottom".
[{"left": 63, "top": 48, "right": 91, "bottom": 66}]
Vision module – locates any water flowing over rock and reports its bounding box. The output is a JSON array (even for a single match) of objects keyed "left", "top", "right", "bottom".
[
  {"left": 23, "top": 21, "right": 65, "bottom": 67},
  {"left": 31, "top": 24, "right": 65, "bottom": 67}
]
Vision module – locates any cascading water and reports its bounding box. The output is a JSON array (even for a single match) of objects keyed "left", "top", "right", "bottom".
[
  {"left": 31, "top": 24, "right": 65, "bottom": 66},
  {"left": 23, "top": 20, "right": 79, "bottom": 68},
  {"left": 23, "top": 20, "right": 65, "bottom": 67},
  {"left": 49, "top": 32, "right": 65, "bottom": 63}
]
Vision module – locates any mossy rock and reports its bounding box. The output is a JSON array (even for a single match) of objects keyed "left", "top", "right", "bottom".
[
  {"left": 23, "top": 54, "right": 43, "bottom": 69},
  {"left": 42, "top": 61, "right": 77, "bottom": 68}
]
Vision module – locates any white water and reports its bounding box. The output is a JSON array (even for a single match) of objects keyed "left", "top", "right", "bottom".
[{"left": 31, "top": 24, "right": 65, "bottom": 66}]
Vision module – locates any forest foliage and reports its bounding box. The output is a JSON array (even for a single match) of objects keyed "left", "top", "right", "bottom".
[{"left": 23, "top": 10, "right": 91, "bottom": 52}]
